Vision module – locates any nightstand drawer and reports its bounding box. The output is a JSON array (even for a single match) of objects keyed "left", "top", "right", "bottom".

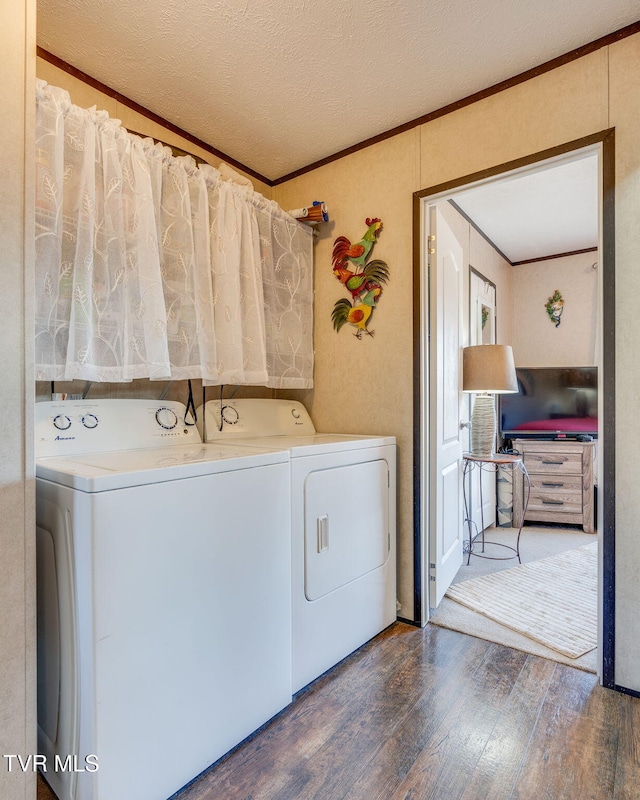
[
  {"left": 527, "top": 489, "right": 583, "bottom": 514},
  {"left": 529, "top": 474, "right": 583, "bottom": 493},
  {"left": 523, "top": 452, "right": 582, "bottom": 475}
]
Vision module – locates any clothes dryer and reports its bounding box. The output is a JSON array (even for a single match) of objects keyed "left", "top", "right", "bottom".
[
  {"left": 36, "top": 399, "right": 291, "bottom": 800},
  {"left": 200, "top": 398, "right": 396, "bottom": 693}
]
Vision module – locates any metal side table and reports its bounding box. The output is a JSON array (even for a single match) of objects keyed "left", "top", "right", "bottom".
[{"left": 462, "top": 452, "right": 531, "bottom": 565}]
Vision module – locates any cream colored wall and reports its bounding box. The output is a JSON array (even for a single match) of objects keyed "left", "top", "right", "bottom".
[
  {"left": 277, "top": 36, "right": 640, "bottom": 693},
  {"left": 511, "top": 252, "right": 599, "bottom": 367},
  {"left": 1, "top": 2, "right": 36, "bottom": 798}
]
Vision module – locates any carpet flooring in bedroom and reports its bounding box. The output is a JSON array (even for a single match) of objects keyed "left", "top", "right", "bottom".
[{"left": 429, "top": 525, "right": 598, "bottom": 672}]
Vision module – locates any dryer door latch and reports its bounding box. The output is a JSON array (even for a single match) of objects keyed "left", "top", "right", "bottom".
[{"left": 317, "top": 515, "right": 329, "bottom": 552}]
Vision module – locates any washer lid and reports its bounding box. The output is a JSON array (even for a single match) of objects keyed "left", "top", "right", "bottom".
[
  {"left": 211, "top": 433, "right": 396, "bottom": 457},
  {"left": 36, "top": 442, "right": 289, "bottom": 492}
]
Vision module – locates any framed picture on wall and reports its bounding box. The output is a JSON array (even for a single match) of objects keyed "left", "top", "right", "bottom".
[{"left": 470, "top": 267, "right": 496, "bottom": 346}]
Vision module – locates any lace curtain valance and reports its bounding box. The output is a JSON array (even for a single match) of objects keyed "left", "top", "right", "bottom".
[{"left": 34, "top": 79, "right": 314, "bottom": 388}]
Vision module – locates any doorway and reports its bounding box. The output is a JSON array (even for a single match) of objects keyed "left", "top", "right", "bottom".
[{"left": 412, "top": 130, "right": 615, "bottom": 687}]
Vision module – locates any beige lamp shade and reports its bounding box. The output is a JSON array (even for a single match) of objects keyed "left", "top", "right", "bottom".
[{"left": 462, "top": 345, "right": 518, "bottom": 394}]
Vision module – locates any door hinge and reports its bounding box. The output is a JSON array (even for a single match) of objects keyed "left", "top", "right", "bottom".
[{"left": 430, "top": 575, "right": 436, "bottom": 582}]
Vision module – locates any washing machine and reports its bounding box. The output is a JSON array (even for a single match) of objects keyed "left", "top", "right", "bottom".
[
  {"left": 200, "top": 398, "right": 396, "bottom": 693},
  {"left": 35, "top": 399, "right": 292, "bottom": 800}
]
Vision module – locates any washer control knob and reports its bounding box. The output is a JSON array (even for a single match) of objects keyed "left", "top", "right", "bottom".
[
  {"left": 291, "top": 408, "right": 301, "bottom": 419},
  {"left": 221, "top": 405, "right": 239, "bottom": 425},
  {"left": 155, "top": 407, "right": 178, "bottom": 430},
  {"left": 81, "top": 413, "right": 99, "bottom": 429},
  {"left": 53, "top": 414, "right": 71, "bottom": 431}
]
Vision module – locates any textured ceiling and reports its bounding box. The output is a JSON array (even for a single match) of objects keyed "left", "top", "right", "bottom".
[{"left": 37, "top": 0, "right": 640, "bottom": 181}]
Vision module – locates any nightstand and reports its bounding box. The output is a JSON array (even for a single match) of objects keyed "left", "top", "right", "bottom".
[{"left": 512, "top": 439, "right": 596, "bottom": 533}]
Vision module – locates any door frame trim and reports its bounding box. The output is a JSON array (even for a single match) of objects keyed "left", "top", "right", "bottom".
[{"left": 412, "top": 129, "right": 616, "bottom": 688}]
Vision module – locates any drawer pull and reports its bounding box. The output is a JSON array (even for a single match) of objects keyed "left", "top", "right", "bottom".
[
  {"left": 542, "top": 482, "right": 564, "bottom": 487},
  {"left": 542, "top": 499, "right": 564, "bottom": 505},
  {"left": 541, "top": 460, "right": 564, "bottom": 465}
]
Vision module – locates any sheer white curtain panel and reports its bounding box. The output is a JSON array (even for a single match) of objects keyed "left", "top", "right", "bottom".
[
  {"left": 34, "top": 80, "right": 314, "bottom": 388},
  {"left": 35, "top": 82, "right": 170, "bottom": 381},
  {"left": 256, "top": 201, "right": 314, "bottom": 389}
]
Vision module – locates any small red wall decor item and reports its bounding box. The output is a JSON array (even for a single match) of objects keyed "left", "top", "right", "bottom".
[{"left": 331, "top": 217, "right": 390, "bottom": 339}]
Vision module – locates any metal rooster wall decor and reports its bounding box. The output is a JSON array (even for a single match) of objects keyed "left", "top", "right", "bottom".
[{"left": 331, "top": 217, "right": 390, "bottom": 339}]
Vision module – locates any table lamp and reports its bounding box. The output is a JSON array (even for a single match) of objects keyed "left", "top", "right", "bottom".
[{"left": 462, "top": 344, "right": 518, "bottom": 456}]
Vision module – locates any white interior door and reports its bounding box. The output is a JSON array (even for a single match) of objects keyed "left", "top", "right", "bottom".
[{"left": 429, "top": 204, "right": 465, "bottom": 608}]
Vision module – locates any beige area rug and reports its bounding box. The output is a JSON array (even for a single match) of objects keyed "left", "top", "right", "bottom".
[{"left": 444, "top": 542, "right": 597, "bottom": 660}]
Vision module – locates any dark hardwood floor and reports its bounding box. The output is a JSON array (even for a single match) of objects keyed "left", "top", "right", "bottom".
[{"left": 38, "top": 622, "right": 640, "bottom": 800}]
